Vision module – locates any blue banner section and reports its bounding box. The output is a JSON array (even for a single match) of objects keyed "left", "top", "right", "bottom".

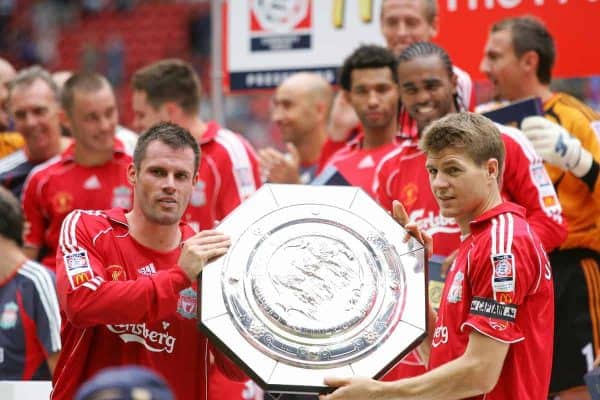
[
  {"left": 250, "top": 34, "right": 311, "bottom": 52},
  {"left": 229, "top": 66, "right": 338, "bottom": 91}
]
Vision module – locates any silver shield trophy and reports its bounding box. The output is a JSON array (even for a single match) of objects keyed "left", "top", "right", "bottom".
[{"left": 198, "top": 184, "right": 427, "bottom": 394}]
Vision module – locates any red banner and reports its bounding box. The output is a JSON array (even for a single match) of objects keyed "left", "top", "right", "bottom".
[{"left": 434, "top": 0, "right": 600, "bottom": 80}]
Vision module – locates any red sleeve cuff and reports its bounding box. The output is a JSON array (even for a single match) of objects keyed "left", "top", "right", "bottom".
[
  {"left": 169, "top": 267, "right": 192, "bottom": 291},
  {"left": 461, "top": 316, "right": 524, "bottom": 344}
]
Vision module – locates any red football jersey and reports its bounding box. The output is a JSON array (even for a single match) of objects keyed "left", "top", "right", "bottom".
[
  {"left": 21, "top": 142, "right": 132, "bottom": 270},
  {"left": 196, "top": 121, "right": 261, "bottom": 225},
  {"left": 377, "top": 143, "right": 462, "bottom": 258},
  {"left": 375, "top": 124, "right": 563, "bottom": 381},
  {"left": 181, "top": 153, "right": 219, "bottom": 232},
  {"left": 193, "top": 122, "right": 261, "bottom": 400},
  {"left": 375, "top": 124, "right": 565, "bottom": 255},
  {"left": 317, "top": 134, "right": 401, "bottom": 198},
  {"left": 429, "top": 202, "right": 554, "bottom": 400},
  {"left": 52, "top": 208, "right": 243, "bottom": 400},
  {"left": 182, "top": 122, "right": 261, "bottom": 232}
]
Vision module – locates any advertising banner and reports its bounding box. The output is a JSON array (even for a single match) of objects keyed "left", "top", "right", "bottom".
[{"left": 224, "top": 0, "right": 599, "bottom": 92}]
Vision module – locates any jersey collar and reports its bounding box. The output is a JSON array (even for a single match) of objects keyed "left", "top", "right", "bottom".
[
  {"left": 469, "top": 202, "right": 526, "bottom": 235},
  {"left": 60, "top": 138, "right": 127, "bottom": 162},
  {"left": 104, "top": 208, "right": 193, "bottom": 232}
]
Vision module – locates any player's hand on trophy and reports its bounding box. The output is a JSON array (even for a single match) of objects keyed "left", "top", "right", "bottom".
[
  {"left": 521, "top": 116, "right": 593, "bottom": 177},
  {"left": 321, "top": 376, "right": 390, "bottom": 400},
  {"left": 392, "top": 200, "right": 433, "bottom": 258},
  {"left": 259, "top": 144, "right": 301, "bottom": 184},
  {"left": 178, "top": 230, "right": 230, "bottom": 281}
]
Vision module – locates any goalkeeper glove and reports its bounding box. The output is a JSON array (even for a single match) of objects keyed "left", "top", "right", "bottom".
[{"left": 521, "top": 116, "right": 593, "bottom": 177}]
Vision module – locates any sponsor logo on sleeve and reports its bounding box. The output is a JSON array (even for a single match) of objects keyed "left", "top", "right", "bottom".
[
  {"left": 531, "top": 164, "right": 551, "bottom": 187},
  {"left": 470, "top": 297, "right": 517, "bottom": 322},
  {"left": 73, "top": 272, "right": 92, "bottom": 287},
  {"left": 496, "top": 292, "right": 513, "bottom": 304},
  {"left": 65, "top": 250, "right": 94, "bottom": 289},
  {"left": 530, "top": 164, "right": 561, "bottom": 213},
  {"left": 0, "top": 302, "right": 18, "bottom": 329},
  {"left": 65, "top": 250, "right": 90, "bottom": 271},
  {"left": 542, "top": 195, "right": 557, "bottom": 207},
  {"left": 491, "top": 253, "right": 515, "bottom": 293}
]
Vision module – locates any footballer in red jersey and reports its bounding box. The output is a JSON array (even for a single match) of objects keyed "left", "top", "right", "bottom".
[
  {"left": 132, "top": 60, "right": 261, "bottom": 233},
  {"left": 316, "top": 133, "right": 403, "bottom": 197},
  {"left": 131, "top": 59, "right": 261, "bottom": 400},
  {"left": 198, "top": 121, "right": 261, "bottom": 222},
  {"left": 179, "top": 122, "right": 261, "bottom": 233},
  {"left": 428, "top": 202, "right": 554, "bottom": 400},
  {"left": 52, "top": 123, "right": 243, "bottom": 400},
  {"left": 323, "top": 113, "right": 554, "bottom": 400},
  {"left": 313, "top": 45, "right": 401, "bottom": 198},
  {"left": 22, "top": 73, "right": 133, "bottom": 271}
]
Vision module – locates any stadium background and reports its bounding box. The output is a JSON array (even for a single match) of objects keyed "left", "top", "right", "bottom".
[{"left": 1, "top": 0, "right": 597, "bottom": 149}]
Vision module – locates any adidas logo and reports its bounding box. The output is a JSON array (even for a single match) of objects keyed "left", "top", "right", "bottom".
[
  {"left": 138, "top": 263, "right": 157, "bottom": 276},
  {"left": 83, "top": 175, "right": 101, "bottom": 190}
]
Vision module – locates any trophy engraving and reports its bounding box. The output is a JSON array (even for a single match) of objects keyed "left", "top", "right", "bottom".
[{"left": 252, "top": 235, "right": 375, "bottom": 337}]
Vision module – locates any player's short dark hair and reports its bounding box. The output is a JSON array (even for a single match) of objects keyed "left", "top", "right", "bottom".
[
  {"left": 339, "top": 45, "right": 398, "bottom": 91},
  {"left": 420, "top": 112, "right": 505, "bottom": 180},
  {"left": 491, "top": 16, "right": 555, "bottom": 84},
  {"left": 8, "top": 65, "right": 60, "bottom": 103},
  {"left": 131, "top": 59, "right": 201, "bottom": 116},
  {"left": 61, "top": 72, "right": 112, "bottom": 115},
  {"left": 133, "top": 122, "right": 200, "bottom": 172},
  {"left": 0, "top": 186, "right": 24, "bottom": 246},
  {"left": 380, "top": 0, "right": 438, "bottom": 24}
]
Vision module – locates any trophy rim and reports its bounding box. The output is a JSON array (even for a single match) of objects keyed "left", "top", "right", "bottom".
[{"left": 198, "top": 184, "right": 428, "bottom": 394}]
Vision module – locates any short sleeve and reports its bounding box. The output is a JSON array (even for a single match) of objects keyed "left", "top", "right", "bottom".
[
  {"left": 21, "top": 263, "right": 61, "bottom": 354},
  {"left": 462, "top": 214, "right": 537, "bottom": 343}
]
